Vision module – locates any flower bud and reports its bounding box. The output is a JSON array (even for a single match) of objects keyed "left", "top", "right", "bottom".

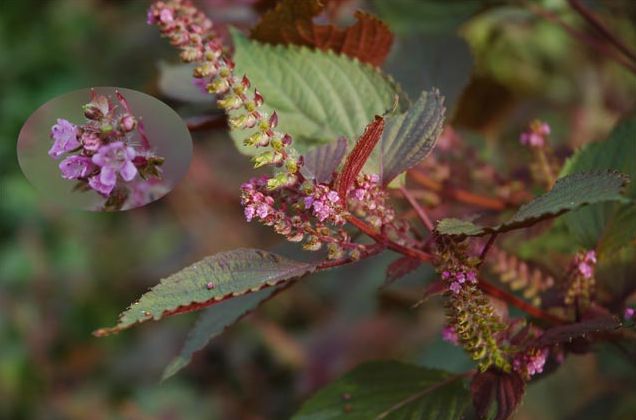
[
  {"left": 120, "top": 114, "right": 137, "bottom": 132},
  {"left": 81, "top": 132, "right": 102, "bottom": 152},
  {"left": 217, "top": 95, "right": 242, "bottom": 110}
]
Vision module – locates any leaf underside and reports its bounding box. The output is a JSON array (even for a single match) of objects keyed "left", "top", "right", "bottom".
[
  {"left": 293, "top": 361, "right": 469, "bottom": 419},
  {"left": 94, "top": 249, "right": 315, "bottom": 336},
  {"left": 436, "top": 171, "right": 629, "bottom": 238},
  {"left": 471, "top": 369, "right": 525, "bottom": 420},
  {"left": 162, "top": 287, "right": 276, "bottom": 380},
  {"left": 532, "top": 315, "right": 620, "bottom": 348},
  {"left": 230, "top": 30, "right": 401, "bottom": 155},
  {"left": 373, "top": 89, "right": 446, "bottom": 185},
  {"left": 300, "top": 136, "right": 348, "bottom": 184}
]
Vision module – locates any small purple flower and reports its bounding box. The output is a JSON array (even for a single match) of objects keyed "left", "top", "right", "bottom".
[
  {"left": 466, "top": 271, "right": 477, "bottom": 283},
  {"left": 244, "top": 205, "right": 256, "bottom": 222},
  {"left": 304, "top": 196, "right": 314, "bottom": 209},
  {"left": 456, "top": 272, "right": 466, "bottom": 284},
  {"left": 624, "top": 307, "right": 635, "bottom": 320},
  {"left": 88, "top": 175, "right": 115, "bottom": 196},
  {"left": 442, "top": 326, "right": 459, "bottom": 345},
  {"left": 160, "top": 8, "right": 174, "bottom": 24},
  {"left": 256, "top": 203, "right": 270, "bottom": 219},
  {"left": 92, "top": 141, "right": 138, "bottom": 186},
  {"left": 49, "top": 119, "right": 79, "bottom": 159},
  {"left": 353, "top": 189, "right": 365, "bottom": 201},
  {"left": 59, "top": 156, "right": 93, "bottom": 180},
  {"left": 441, "top": 271, "right": 451, "bottom": 280},
  {"left": 449, "top": 282, "right": 461, "bottom": 294},
  {"left": 327, "top": 190, "right": 339, "bottom": 203},
  {"left": 577, "top": 262, "right": 593, "bottom": 279}
]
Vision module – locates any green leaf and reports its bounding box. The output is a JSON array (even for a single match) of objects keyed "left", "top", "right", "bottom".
[
  {"left": 436, "top": 171, "right": 629, "bottom": 238},
  {"left": 94, "top": 249, "right": 315, "bottom": 336},
  {"left": 560, "top": 116, "right": 636, "bottom": 257},
  {"left": 230, "top": 30, "right": 402, "bottom": 155},
  {"left": 371, "top": 89, "right": 445, "bottom": 184},
  {"left": 162, "top": 287, "right": 275, "bottom": 380},
  {"left": 294, "top": 361, "right": 469, "bottom": 419}
]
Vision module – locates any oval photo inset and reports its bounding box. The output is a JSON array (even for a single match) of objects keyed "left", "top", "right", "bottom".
[{"left": 18, "top": 87, "right": 192, "bottom": 211}]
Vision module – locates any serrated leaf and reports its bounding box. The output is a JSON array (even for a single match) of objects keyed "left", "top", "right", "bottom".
[
  {"left": 436, "top": 171, "right": 629, "bottom": 238},
  {"left": 94, "top": 249, "right": 315, "bottom": 336},
  {"left": 294, "top": 361, "right": 469, "bottom": 419},
  {"left": 230, "top": 30, "right": 401, "bottom": 155},
  {"left": 300, "top": 136, "right": 348, "bottom": 184},
  {"left": 372, "top": 89, "right": 445, "bottom": 184},
  {"left": 251, "top": 0, "right": 394, "bottom": 67},
  {"left": 532, "top": 315, "right": 620, "bottom": 349},
  {"left": 560, "top": 116, "right": 636, "bottom": 257},
  {"left": 162, "top": 287, "right": 275, "bottom": 380},
  {"left": 471, "top": 369, "right": 525, "bottom": 420}
]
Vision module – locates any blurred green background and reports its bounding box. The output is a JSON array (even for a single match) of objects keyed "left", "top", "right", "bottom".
[{"left": 1, "top": 0, "right": 635, "bottom": 419}]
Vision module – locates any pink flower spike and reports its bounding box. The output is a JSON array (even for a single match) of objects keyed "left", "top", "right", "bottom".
[
  {"left": 49, "top": 119, "right": 79, "bottom": 159},
  {"left": 59, "top": 156, "right": 93, "bottom": 180},
  {"left": 92, "top": 141, "right": 138, "bottom": 186}
]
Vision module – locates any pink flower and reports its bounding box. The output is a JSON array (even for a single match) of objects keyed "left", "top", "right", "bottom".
[
  {"left": 58, "top": 156, "right": 93, "bottom": 180},
  {"left": 244, "top": 205, "right": 256, "bottom": 222},
  {"left": 449, "top": 282, "right": 461, "bottom": 294},
  {"left": 88, "top": 175, "right": 115, "bottom": 196},
  {"left": 513, "top": 347, "right": 549, "bottom": 379},
  {"left": 519, "top": 120, "right": 551, "bottom": 149},
  {"left": 49, "top": 119, "right": 79, "bottom": 158},
  {"left": 624, "top": 307, "right": 635, "bottom": 320},
  {"left": 577, "top": 262, "right": 593, "bottom": 279},
  {"left": 91, "top": 141, "right": 138, "bottom": 187},
  {"left": 442, "top": 326, "right": 459, "bottom": 345}
]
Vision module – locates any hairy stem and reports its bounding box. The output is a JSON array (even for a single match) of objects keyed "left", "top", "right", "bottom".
[{"left": 398, "top": 185, "right": 434, "bottom": 231}]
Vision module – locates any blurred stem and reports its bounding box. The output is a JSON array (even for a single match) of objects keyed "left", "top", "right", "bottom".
[
  {"left": 536, "top": 148, "right": 556, "bottom": 189},
  {"left": 567, "top": 0, "right": 636, "bottom": 64},
  {"left": 398, "top": 185, "right": 434, "bottom": 232},
  {"left": 409, "top": 170, "right": 509, "bottom": 211},
  {"left": 526, "top": 1, "right": 636, "bottom": 75}
]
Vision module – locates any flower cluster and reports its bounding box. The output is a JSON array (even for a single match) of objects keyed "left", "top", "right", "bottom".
[
  {"left": 241, "top": 172, "right": 395, "bottom": 259},
  {"left": 519, "top": 119, "right": 551, "bottom": 148},
  {"left": 564, "top": 250, "right": 597, "bottom": 307},
  {"left": 148, "top": 0, "right": 301, "bottom": 190},
  {"left": 48, "top": 90, "right": 165, "bottom": 210},
  {"left": 512, "top": 347, "right": 548, "bottom": 381},
  {"left": 348, "top": 174, "right": 395, "bottom": 228}
]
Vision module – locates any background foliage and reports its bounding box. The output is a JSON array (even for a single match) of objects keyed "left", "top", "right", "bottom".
[{"left": 1, "top": 0, "right": 635, "bottom": 418}]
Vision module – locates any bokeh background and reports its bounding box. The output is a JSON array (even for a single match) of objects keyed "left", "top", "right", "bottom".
[{"left": 1, "top": 0, "right": 635, "bottom": 419}]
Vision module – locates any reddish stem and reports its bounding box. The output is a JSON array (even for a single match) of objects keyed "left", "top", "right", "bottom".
[
  {"left": 346, "top": 215, "right": 433, "bottom": 262},
  {"left": 478, "top": 280, "right": 565, "bottom": 324},
  {"left": 408, "top": 171, "right": 509, "bottom": 211},
  {"left": 399, "top": 186, "right": 434, "bottom": 231}
]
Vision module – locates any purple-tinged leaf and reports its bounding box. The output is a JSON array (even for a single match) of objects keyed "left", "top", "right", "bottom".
[
  {"left": 162, "top": 287, "right": 276, "bottom": 380},
  {"left": 383, "top": 256, "right": 421, "bottom": 287},
  {"left": 94, "top": 249, "right": 315, "bottom": 336},
  {"left": 300, "top": 137, "right": 348, "bottom": 184},
  {"left": 532, "top": 315, "right": 620, "bottom": 349},
  {"left": 377, "top": 89, "right": 446, "bottom": 185},
  {"left": 471, "top": 369, "right": 525, "bottom": 420}
]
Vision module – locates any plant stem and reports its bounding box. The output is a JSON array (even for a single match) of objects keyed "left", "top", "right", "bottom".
[
  {"left": 398, "top": 185, "right": 434, "bottom": 231},
  {"left": 346, "top": 216, "right": 564, "bottom": 325},
  {"left": 409, "top": 170, "right": 509, "bottom": 211},
  {"left": 567, "top": 0, "right": 636, "bottom": 64},
  {"left": 526, "top": 1, "right": 636, "bottom": 75}
]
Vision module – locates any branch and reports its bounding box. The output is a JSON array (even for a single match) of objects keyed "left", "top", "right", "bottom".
[
  {"left": 409, "top": 170, "right": 509, "bottom": 211},
  {"left": 568, "top": 0, "right": 636, "bottom": 64},
  {"left": 398, "top": 185, "right": 434, "bottom": 231}
]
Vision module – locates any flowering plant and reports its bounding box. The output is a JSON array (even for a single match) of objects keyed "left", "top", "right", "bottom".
[
  {"left": 96, "top": 1, "right": 636, "bottom": 418},
  {"left": 48, "top": 90, "right": 165, "bottom": 210}
]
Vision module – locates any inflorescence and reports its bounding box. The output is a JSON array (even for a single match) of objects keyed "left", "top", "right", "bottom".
[{"left": 49, "top": 90, "right": 165, "bottom": 210}]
